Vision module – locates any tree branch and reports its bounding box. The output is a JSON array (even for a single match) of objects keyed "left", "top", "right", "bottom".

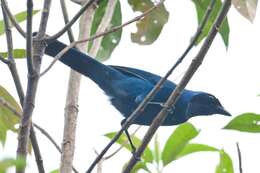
[
  {"left": 236, "top": 142, "right": 243, "bottom": 173},
  {"left": 0, "top": 55, "right": 9, "bottom": 64},
  {"left": 46, "top": 0, "right": 98, "bottom": 41},
  {"left": 123, "top": 0, "right": 231, "bottom": 171},
  {"left": 16, "top": 0, "right": 52, "bottom": 172},
  {"left": 0, "top": 96, "right": 79, "bottom": 173},
  {"left": 0, "top": 0, "right": 26, "bottom": 37},
  {"left": 1, "top": 3, "right": 45, "bottom": 173},
  {"left": 60, "top": 0, "right": 75, "bottom": 42},
  {"left": 40, "top": 0, "right": 166, "bottom": 77},
  {"left": 25, "top": 0, "right": 34, "bottom": 75},
  {"left": 59, "top": 1, "right": 95, "bottom": 173}
]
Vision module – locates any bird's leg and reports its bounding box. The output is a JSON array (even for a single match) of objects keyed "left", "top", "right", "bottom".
[{"left": 121, "top": 120, "right": 140, "bottom": 161}]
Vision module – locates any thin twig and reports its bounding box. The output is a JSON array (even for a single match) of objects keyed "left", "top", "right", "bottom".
[
  {"left": 26, "top": 0, "right": 34, "bottom": 74},
  {"left": 236, "top": 142, "right": 243, "bottom": 173},
  {"left": 0, "top": 96, "right": 79, "bottom": 173},
  {"left": 60, "top": 0, "right": 75, "bottom": 42},
  {"left": 40, "top": 0, "right": 165, "bottom": 77},
  {"left": 123, "top": 0, "right": 231, "bottom": 172},
  {"left": 0, "top": 0, "right": 26, "bottom": 37},
  {"left": 46, "top": 0, "right": 98, "bottom": 41},
  {"left": 86, "top": 0, "right": 216, "bottom": 171},
  {"left": 1, "top": 4, "right": 25, "bottom": 103},
  {"left": 0, "top": 55, "right": 9, "bottom": 64}
]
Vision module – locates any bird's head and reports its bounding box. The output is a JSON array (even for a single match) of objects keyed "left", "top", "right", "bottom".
[{"left": 186, "top": 92, "right": 231, "bottom": 117}]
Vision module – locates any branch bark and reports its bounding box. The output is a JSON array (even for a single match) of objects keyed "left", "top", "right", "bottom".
[
  {"left": 16, "top": 0, "right": 52, "bottom": 172},
  {"left": 59, "top": 2, "right": 95, "bottom": 173}
]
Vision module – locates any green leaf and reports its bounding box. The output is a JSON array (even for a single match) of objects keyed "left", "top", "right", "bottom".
[
  {"left": 223, "top": 113, "right": 260, "bottom": 133},
  {"left": 49, "top": 169, "right": 59, "bottom": 173},
  {"left": 215, "top": 150, "right": 234, "bottom": 173},
  {"left": 0, "top": 10, "right": 40, "bottom": 35},
  {"left": 0, "top": 158, "right": 25, "bottom": 173},
  {"left": 89, "top": 0, "right": 122, "bottom": 61},
  {"left": 176, "top": 143, "right": 218, "bottom": 160},
  {"left": 127, "top": 0, "right": 169, "bottom": 45},
  {"left": 192, "top": 0, "right": 230, "bottom": 48},
  {"left": 153, "top": 134, "right": 161, "bottom": 164},
  {"left": 162, "top": 123, "right": 199, "bottom": 166},
  {"left": 232, "top": 0, "right": 258, "bottom": 22},
  {"left": 0, "top": 85, "right": 21, "bottom": 145},
  {"left": 105, "top": 132, "right": 153, "bottom": 163},
  {"left": 0, "top": 49, "right": 26, "bottom": 59}
]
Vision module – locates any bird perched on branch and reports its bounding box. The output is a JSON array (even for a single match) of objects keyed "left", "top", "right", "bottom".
[{"left": 44, "top": 40, "right": 231, "bottom": 126}]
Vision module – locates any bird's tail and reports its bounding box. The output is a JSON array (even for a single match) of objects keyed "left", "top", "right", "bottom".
[{"left": 44, "top": 40, "right": 124, "bottom": 95}]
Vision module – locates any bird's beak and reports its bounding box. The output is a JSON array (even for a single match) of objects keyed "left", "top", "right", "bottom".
[{"left": 215, "top": 106, "right": 231, "bottom": 116}]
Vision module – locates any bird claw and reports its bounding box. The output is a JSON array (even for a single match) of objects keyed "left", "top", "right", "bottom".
[
  {"left": 149, "top": 102, "right": 175, "bottom": 114},
  {"left": 132, "top": 151, "right": 141, "bottom": 161}
]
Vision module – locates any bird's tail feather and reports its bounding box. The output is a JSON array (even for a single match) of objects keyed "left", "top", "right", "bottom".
[{"left": 44, "top": 40, "right": 124, "bottom": 95}]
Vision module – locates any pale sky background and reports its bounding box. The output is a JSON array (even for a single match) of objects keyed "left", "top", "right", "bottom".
[{"left": 0, "top": 0, "right": 260, "bottom": 173}]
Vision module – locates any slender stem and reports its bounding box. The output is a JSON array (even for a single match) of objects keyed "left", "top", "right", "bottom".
[
  {"left": 123, "top": 0, "right": 231, "bottom": 172},
  {"left": 46, "top": 0, "right": 98, "bottom": 41},
  {"left": 0, "top": 55, "right": 9, "bottom": 64},
  {"left": 236, "top": 142, "right": 243, "bottom": 173},
  {"left": 1, "top": 4, "right": 25, "bottom": 105},
  {"left": 1, "top": 0, "right": 26, "bottom": 37},
  {"left": 26, "top": 0, "right": 34, "bottom": 74},
  {"left": 60, "top": 0, "right": 75, "bottom": 42},
  {"left": 40, "top": 0, "right": 165, "bottom": 77}
]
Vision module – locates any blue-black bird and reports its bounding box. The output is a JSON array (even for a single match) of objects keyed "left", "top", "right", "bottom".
[{"left": 44, "top": 40, "right": 231, "bottom": 126}]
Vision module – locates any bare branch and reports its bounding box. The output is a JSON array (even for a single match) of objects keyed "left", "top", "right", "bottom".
[
  {"left": 0, "top": 0, "right": 26, "bottom": 37},
  {"left": 60, "top": 0, "right": 75, "bottom": 42},
  {"left": 236, "top": 142, "right": 243, "bottom": 173},
  {"left": 0, "top": 55, "right": 9, "bottom": 64},
  {"left": 59, "top": 2, "right": 95, "bottom": 173},
  {"left": 46, "top": 0, "right": 98, "bottom": 41},
  {"left": 123, "top": 0, "right": 231, "bottom": 171},
  {"left": 26, "top": 0, "right": 34, "bottom": 75},
  {"left": 40, "top": 0, "right": 165, "bottom": 77},
  {"left": 16, "top": 0, "right": 53, "bottom": 172},
  {"left": 2, "top": 3, "right": 46, "bottom": 172}
]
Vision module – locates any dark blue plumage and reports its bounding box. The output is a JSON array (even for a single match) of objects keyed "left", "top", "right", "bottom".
[{"left": 44, "top": 40, "right": 231, "bottom": 126}]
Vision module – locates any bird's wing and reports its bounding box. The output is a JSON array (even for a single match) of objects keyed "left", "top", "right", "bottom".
[{"left": 110, "top": 65, "right": 176, "bottom": 88}]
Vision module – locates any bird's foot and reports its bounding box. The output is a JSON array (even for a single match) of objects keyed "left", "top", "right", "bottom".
[
  {"left": 132, "top": 150, "right": 141, "bottom": 161},
  {"left": 149, "top": 102, "right": 175, "bottom": 114},
  {"left": 161, "top": 103, "right": 175, "bottom": 114}
]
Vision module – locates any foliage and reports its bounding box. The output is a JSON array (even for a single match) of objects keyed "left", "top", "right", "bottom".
[
  {"left": 0, "top": 10, "right": 39, "bottom": 35},
  {"left": 127, "top": 0, "right": 169, "bottom": 45},
  {"left": 0, "top": 0, "right": 259, "bottom": 172},
  {"left": 0, "top": 49, "right": 26, "bottom": 59},
  {"left": 0, "top": 158, "right": 25, "bottom": 173},
  {"left": 192, "top": 0, "right": 230, "bottom": 47},
  {"left": 89, "top": 0, "right": 122, "bottom": 61},
  {"left": 105, "top": 123, "right": 234, "bottom": 173},
  {"left": 0, "top": 85, "right": 21, "bottom": 146},
  {"left": 224, "top": 113, "right": 260, "bottom": 132}
]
